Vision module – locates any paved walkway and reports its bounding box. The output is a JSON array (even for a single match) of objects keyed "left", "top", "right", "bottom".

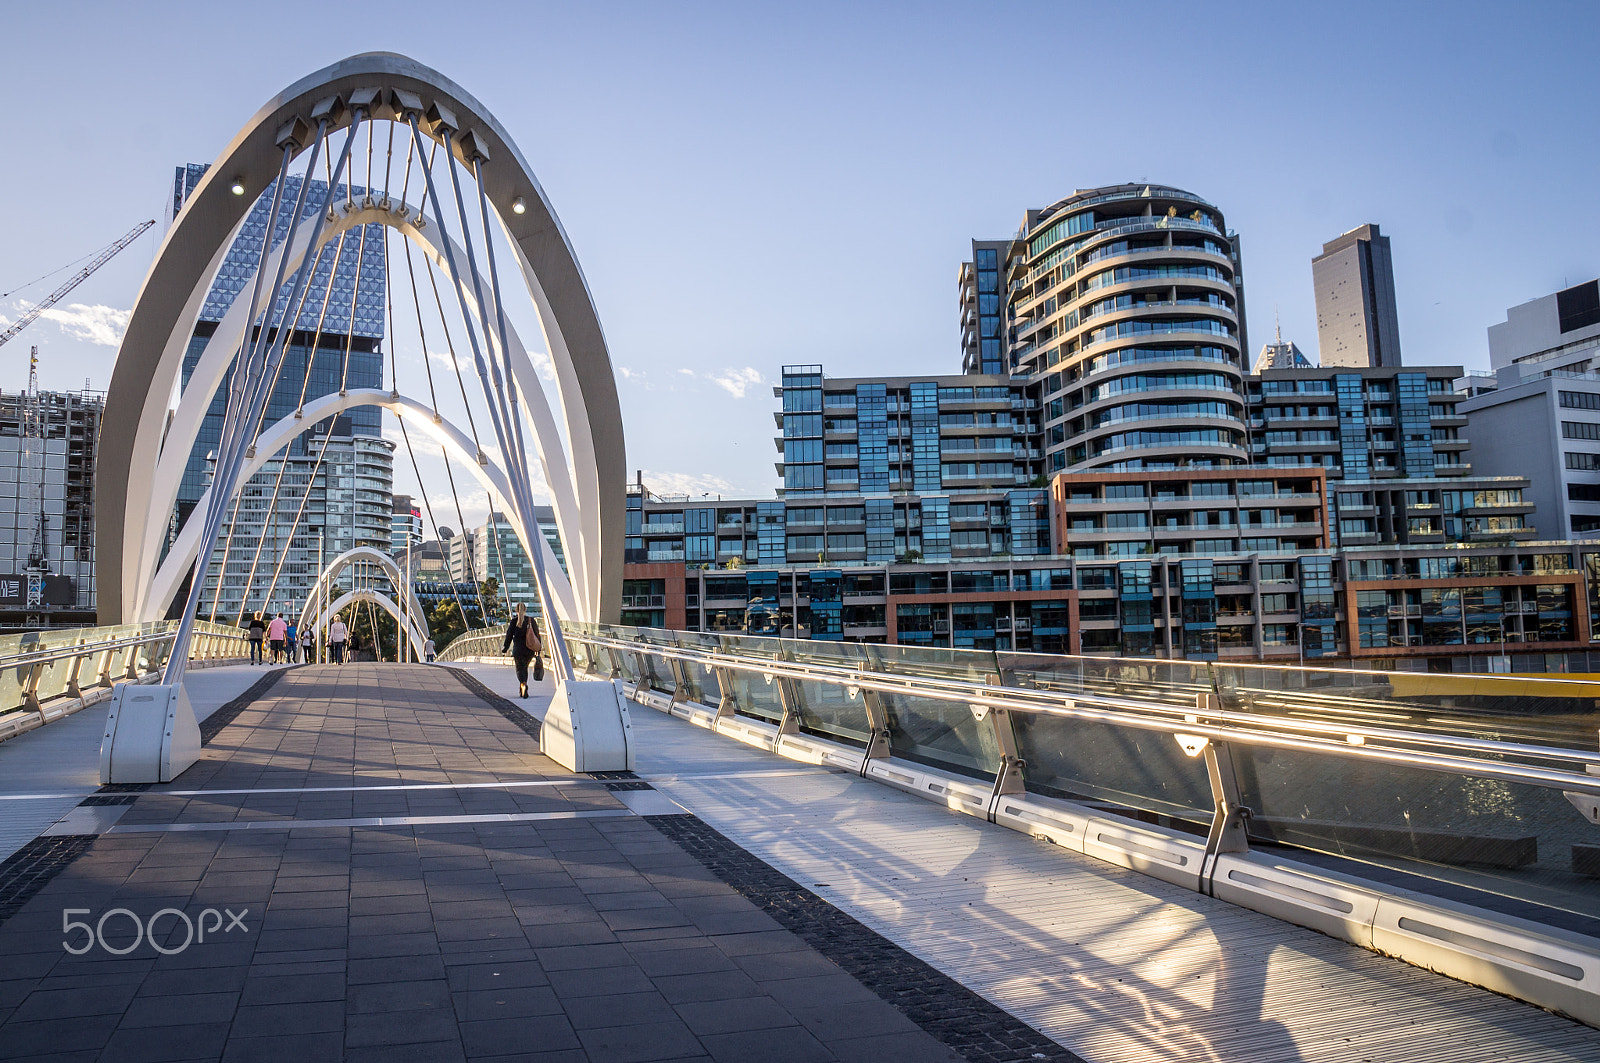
[
  {"left": 0, "top": 664, "right": 982, "bottom": 1063},
  {"left": 0, "top": 666, "right": 270, "bottom": 861},
  {"left": 453, "top": 660, "right": 1600, "bottom": 1063}
]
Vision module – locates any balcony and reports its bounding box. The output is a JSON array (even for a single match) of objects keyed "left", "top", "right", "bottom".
[{"left": 640, "top": 523, "right": 685, "bottom": 536}]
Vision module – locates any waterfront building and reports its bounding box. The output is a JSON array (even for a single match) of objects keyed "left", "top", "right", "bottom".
[
  {"left": 0, "top": 388, "right": 102, "bottom": 627},
  {"left": 965, "top": 183, "right": 1251, "bottom": 473},
  {"left": 1312, "top": 224, "right": 1403, "bottom": 368},
  {"left": 1244, "top": 363, "right": 1529, "bottom": 546},
  {"left": 1461, "top": 280, "right": 1600, "bottom": 539}
]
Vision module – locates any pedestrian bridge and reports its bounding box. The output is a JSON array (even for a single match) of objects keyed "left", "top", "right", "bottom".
[
  {"left": 1, "top": 621, "right": 1599, "bottom": 1061},
  {"left": 18, "top": 48, "right": 1598, "bottom": 1061}
]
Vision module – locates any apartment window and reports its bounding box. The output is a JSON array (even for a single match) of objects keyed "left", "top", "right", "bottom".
[
  {"left": 1560, "top": 391, "right": 1600, "bottom": 411},
  {"left": 1564, "top": 422, "right": 1600, "bottom": 441},
  {"left": 1567, "top": 453, "right": 1600, "bottom": 471}
]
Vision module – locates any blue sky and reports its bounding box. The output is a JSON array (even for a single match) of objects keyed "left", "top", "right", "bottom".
[{"left": 1, "top": 0, "right": 1596, "bottom": 504}]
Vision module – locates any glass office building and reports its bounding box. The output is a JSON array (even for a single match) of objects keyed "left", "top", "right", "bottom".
[{"left": 168, "top": 165, "right": 391, "bottom": 623}]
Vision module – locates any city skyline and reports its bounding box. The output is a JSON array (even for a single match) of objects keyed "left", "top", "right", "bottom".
[{"left": 0, "top": 1, "right": 1595, "bottom": 508}]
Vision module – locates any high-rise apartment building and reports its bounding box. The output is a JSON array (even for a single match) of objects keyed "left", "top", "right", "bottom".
[
  {"left": 1312, "top": 224, "right": 1402, "bottom": 368},
  {"left": 0, "top": 389, "right": 102, "bottom": 627},
  {"left": 391, "top": 494, "right": 423, "bottom": 557},
  {"left": 169, "top": 164, "right": 391, "bottom": 623},
  {"left": 1462, "top": 280, "right": 1600, "bottom": 538},
  {"left": 965, "top": 184, "right": 1251, "bottom": 473}
]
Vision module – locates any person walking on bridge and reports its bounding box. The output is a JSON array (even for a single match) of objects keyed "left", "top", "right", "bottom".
[
  {"left": 503, "top": 603, "right": 543, "bottom": 699},
  {"left": 268, "top": 613, "right": 288, "bottom": 664},
  {"left": 246, "top": 612, "right": 266, "bottom": 665},
  {"left": 300, "top": 625, "right": 316, "bottom": 664},
  {"left": 328, "top": 615, "right": 348, "bottom": 665},
  {"left": 285, "top": 620, "right": 298, "bottom": 663}
]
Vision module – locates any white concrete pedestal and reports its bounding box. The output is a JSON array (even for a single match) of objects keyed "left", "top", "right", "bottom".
[
  {"left": 99, "top": 682, "right": 202, "bottom": 784},
  {"left": 540, "top": 678, "right": 634, "bottom": 773}
]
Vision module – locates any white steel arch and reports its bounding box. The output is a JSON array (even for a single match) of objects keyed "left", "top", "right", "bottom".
[
  {"left": 307, "top": 588, "right": 429, "bottom": 663},
  {"left": 129, "top": 200, "right": 597, "bottom": 625},
  {"left": 140, "top": 388, "right": 578, "bottom": 625},
  {"left": 295, "top": 546, "right": 431, "bottom": 640},
  {"left": 99, "top": 52, "right": 625, "bottom": 635}
]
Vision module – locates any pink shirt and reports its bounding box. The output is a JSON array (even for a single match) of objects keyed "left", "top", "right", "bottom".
[{"left": 268, "top": 617, "right": 288, "bottom": 641}]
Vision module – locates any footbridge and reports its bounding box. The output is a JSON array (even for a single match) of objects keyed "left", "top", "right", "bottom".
[{"left": 1, "top": 50, "right": 1598, "bottom": 1062}]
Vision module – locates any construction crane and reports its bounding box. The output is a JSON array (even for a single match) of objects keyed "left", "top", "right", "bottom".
[
  {"left": 22, "top": 347, "right": 46, "bottom": 608},
  {"left": 0, "top": 219, "right": 156, "bottom": 350}
]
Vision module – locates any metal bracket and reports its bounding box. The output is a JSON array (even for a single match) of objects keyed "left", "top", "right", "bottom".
[
  {"left": 774, "top": 673, "right": 802, "bottom": 735},
  {"left": 667, "top": 658, "right": 691, "bottom": 707},
  {"left": 987, "top": 753, "right": 1027, "bottom": 823},
  {"left": 1563, "top": 739, "right": 1600, "bottom": 824},
  {"left": 1190, "top": 694, "right": 1253, "bottom": 895},
  {"left": 712, "top": 667, "right": 741, "bottom": 718}
]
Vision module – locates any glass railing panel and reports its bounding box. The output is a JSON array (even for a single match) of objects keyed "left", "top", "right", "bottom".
[
  {"left": 1231, "top": 745, "right": 1600, "bottom": 927},
  {"left": 789, "top": 677, "right": 872, "bottom": 747},
  {"left": 674, "top": 631, "right": 727, "bottom": 708},
  {"left": 631, "top": 627, "right": 680, "bottom": 692},
  {"left": 29, "top": 629, "right": 88, "bottom": 704},
  {"left": 999, "top": 651, "right": 1212, "bottom": 711},
  {"left": 1209, "top": 663, "right": 1600, "bottom": 754},
  {"left": 0, "top": 629, "right": 35, "bottom": 715},
  {"left": 711, "top": 634, "right": 785, "bottom": 724},
  {"left": 881, "top": 690, "right": 1001, "bottom": 777},
  {"left": 1012, "top": 713, "right": 1215, "bottom": 822}
]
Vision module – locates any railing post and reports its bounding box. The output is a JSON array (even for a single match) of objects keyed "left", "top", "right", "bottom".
[
  {"left": 855, "top": 664, "right": 891, "bottom": 765},
  {"left": 978, "top": 674, "right": 1025, "bottom": 822},
  {"left": 23, "top": 661, "right": 45, "bottom": 719},
  {"left": 774, "top": 664, "right": 802, "bottom": 736},
  {"left": 712, "top": 666, "right": 741, "bottom": 718},
  {"left": 631, "top": 651, "right": 652, "bottom": 702},
  {"left": 1190, "top": 691, "right": 1252, "bottom": 896},
  {"left": 666, "top": 658, "right": 692, "bottom": 707},
  {"left": 95, "top": 644, "right": 114, "bottom": 689},
  {"left": 65, "top": 639, "right": 86, "bottom": 701}
]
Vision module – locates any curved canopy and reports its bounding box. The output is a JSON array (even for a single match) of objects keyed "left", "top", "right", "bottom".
[{"left": 309, "top": 587, "right": 429, "bottom": 663}]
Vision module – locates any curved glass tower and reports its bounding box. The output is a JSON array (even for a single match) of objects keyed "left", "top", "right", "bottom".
[{"left": 1004, "top": 184, "right": 1249, "bottom": 472}]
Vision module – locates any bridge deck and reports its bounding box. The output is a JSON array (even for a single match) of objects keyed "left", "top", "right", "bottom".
[
  {"left": 0, "top": 665, "right": 983, "bottom": 1063},
  {"left": 0, "top": 662, "right": 1596, "bottom": 1062}
]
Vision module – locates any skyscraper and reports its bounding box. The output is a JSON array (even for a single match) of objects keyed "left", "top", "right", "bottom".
[
  {"left": 168, "top": 165, "right": 392, "bottom": 622},
  {"left": 1312, "top": 223, "right": 1402, "bottom": 368}
]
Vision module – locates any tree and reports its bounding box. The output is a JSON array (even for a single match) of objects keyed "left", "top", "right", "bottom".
[
  {"left": 479, "top": 577, "right": 503, "bottom": 623},
  {"left": 428, "top": 599, "right": 469, "bottom": 651}
]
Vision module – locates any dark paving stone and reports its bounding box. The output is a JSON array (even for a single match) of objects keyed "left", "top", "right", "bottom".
[
  {"left": 119, "top": 990, "right": 240, "bottom": 1028},
  {"left": 0, "top": 835, "right": 97, "bottom": 930},
  {"left": 652, "top": 970, "right": 766, "bottom": 1005},
  {"left": 346, "top": 1007, "right": 461, "bottom": 1047},
  {"left": 222, "top": 1031, "right": 345, "bottom": 1063},
  {"left": 461, "top": 1014, "right": 580, "bottom": 1056},
  {"left": 699, "top": 1027, "right": 833, "bottom": 1063},
  {"left": 347, "top": 979, "right": 453, "bottom": 1015},
  {"left": 230, "top": 1000, "right": 345, "bottom": 1036},
  {"left": 345, "top": 1041, "right": 466, "bottom": 1063},
  {"left": 560, "top": 990, "right": 681, "bottom": 1031},
  {"left": 452, "top": 985, "right": 563, "bottom": 1021},
  {"left": 577, "top": 1018, "right": 705, "bottom": 1063},
  {"left": 673, "top": 996, "right": 800, "bottom": 1036},
  {"left": 99, "top": 1021, "right": 232, "bottom": 1063},
  {"left": 0, "top": 1015, "right": 119, "bottom": 1059},
  {"left": 239, "top": 971, "right": 345, "bottom": 1005},
  {"left": 547, "top": 965, "right": 657, "bottom": 999}
]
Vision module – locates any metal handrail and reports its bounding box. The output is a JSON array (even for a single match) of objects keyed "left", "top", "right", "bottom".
[
  {"left": 0, "top": 630, "right": 183, "bottom": 670},
  {"left": 567, "top": 630, "right": 1600, "bottom": 798}
]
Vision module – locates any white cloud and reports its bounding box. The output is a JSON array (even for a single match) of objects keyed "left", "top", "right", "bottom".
[
  {"left": 706, "top": 367, "right": 764, "bottom": 398},
  {"left": 32, "top": 302, "right": 131, "bottom": 346},
  {"left": 640, "top": 469, "right": 737, "bottom": 498}
]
